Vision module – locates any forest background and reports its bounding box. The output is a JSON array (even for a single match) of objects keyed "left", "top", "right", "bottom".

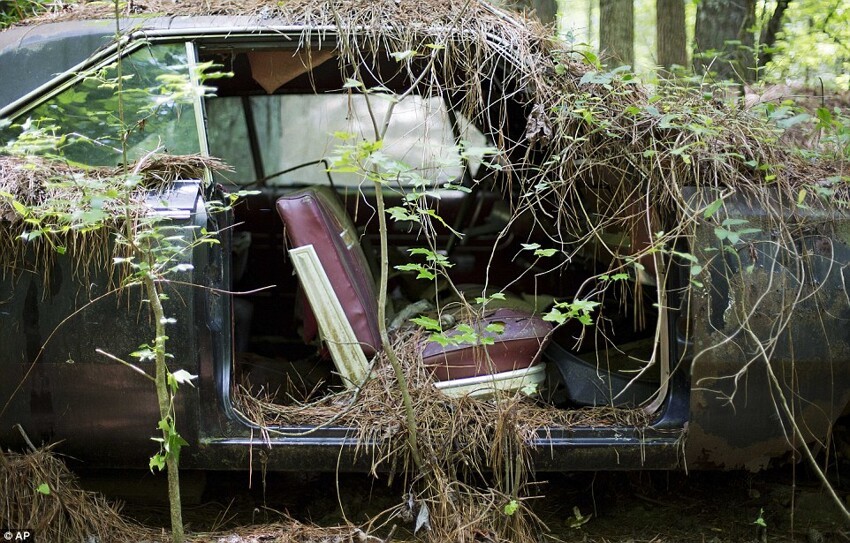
[
  {"left": 2, "top": 0, "right": 849, "bottom": 92},
  {"left": 514, "top": 0, "right": 848, "bottom": 92}
]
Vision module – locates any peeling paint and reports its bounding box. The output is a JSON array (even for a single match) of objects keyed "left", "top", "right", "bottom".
[{"left": 686, "top": 192, "right": 850, "bottom": 469}]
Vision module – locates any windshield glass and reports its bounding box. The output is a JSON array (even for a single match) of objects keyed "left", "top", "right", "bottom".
[{"left": 1, "top": 43, "right": 200, "bottom": 166}]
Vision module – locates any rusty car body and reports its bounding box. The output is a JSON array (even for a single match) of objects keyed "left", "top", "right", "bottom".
[{"left": 1, "top": 9, "right": 849, "bottom": 473}]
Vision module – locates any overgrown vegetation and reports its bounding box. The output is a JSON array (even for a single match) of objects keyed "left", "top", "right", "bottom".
[{"left": 2, "top": 0, "right": 850, "bottom": 540}]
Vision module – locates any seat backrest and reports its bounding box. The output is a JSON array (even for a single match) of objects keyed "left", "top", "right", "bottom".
[{"left": 276, "top": 187, "right": 382, "bottom": 356}]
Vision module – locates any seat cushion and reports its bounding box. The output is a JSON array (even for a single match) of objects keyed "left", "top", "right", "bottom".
[
  {"left": 422, "top": 308, "right": 552, "bottom": 381},
  {"left": 276, "top": 187, "right": 382, "bottom": 356}
]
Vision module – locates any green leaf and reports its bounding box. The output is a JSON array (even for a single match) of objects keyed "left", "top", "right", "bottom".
[
  {"left": 411, "top": 315, "right": 442, "bottom": 332},
  {"left": 167, "top": 432, "right": 189, "bottom": 461},
  {"left": 571, "top": 299, "right": 600, "bottom": 313},
  {"left": 36, "top": 483, "right": 51, "bottom": 495},
  {"left": 703, "top": 198, "right": 723, "bottom": 219},
  {"left": 815, "top": 107, "right": 833, "bottom": 127},
  {"left": 658, "top": 113, "right": 679, "bottom": 129},
  {"left": 568, "top": 506, "right": 592, "bottom": 528},
  {"left": 520, "top": 243, "right": 541, "bottom": 251},
  {"left": 387, "top": 206, "right": 419, "bottom": 222},
  {"left": 394, "top": 263, "right": 436, "bottom": 280},
  {"left": 428, "top": 333, "right": 451, "bottom": 347},
  {"left": 390, "top": 50, "right": 416, "bottom": 61},
  {"left": 503, "top": 499, "right": 519, "bottom": 516},
  {"left": 671, "top": 250, "right": 698, "bottom": 263},
  {"left": 485, "top": 322, "right": 505, "bottom": 334},
  {"left": 534, "top": 248, "right": 558, "bottom": 257},
  {"left": 542, "top": 308, "right": 566, "bottom": 325},
  {"left": 131, "top": 348, "right": 156, "bottom": 361},
  {"left": 170, "top": 369, "right": 198, "bottom": 387},
  {"left": 475, "top": 292, "right": 506, "bottom": 304},
  {"left": 149, "top": 453, "right": 166, "bottom": 472},
  {"left": 777, "top": 113, "right": 811, "bottom": 129},
  {"left": 753, "top": 508, "right": 767, "bottom": 528},
  {"left": 408, "top": 247, "right": 453, "bottom": 267},
  {"left": 342, "top": 78, "right": 364, "bottom": 89},
  {"left": 577, "top": 313, "right": 593, "bottom": 326},
  {"left": 520, "top": 383, "right": 539, "bottom": 396},
  {"left": 420, "top": 209, "right": 463, "bottom": 238},
  {"left": 11, "top": 199, "right": 28, "bottom": 215}
]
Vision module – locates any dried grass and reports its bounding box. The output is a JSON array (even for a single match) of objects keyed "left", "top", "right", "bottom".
[
  {"left": 0, "top": 446, "right": 155, "bottom": 543},
  {"left": 190, "top": 520, "right": 391, "bottom": 542},
  {"left": 1, "top": 446, "right": 403, "bottom": 542},
  {"left": 0, "top": 153, "right": 225, "bottom": 280},
  {"left": 234, "top": 328, "right": 650, "bottom": 542}
]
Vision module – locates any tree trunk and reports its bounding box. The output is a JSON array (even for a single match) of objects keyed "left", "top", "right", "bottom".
[
  {"left": 599, "top": 0, "right": 634, "bottom": 68},
  {"left": 510, "top": 0, "right": 558, "bottom": 26},
  {"left": 693, "top": 0, "right": 757, "bottom": 82},
  {"left": 656, "top": 0, "right": 687, "bottom": 73},
  {"left": 145, "top": 275, "right": 185, "bottom": 543},
  {"left": 533, "top": 0, "right": 557, "bottom": 25},
  {"left": 758, "top": 0, "right": 792, "bottom": 67}
]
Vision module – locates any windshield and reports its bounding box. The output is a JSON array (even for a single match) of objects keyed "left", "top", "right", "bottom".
[{"left": 0, "top": 43, "right": 200, "bottom": 166}]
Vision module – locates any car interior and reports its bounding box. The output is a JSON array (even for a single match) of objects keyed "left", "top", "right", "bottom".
[{"left": 199, "top": 44, "right": 664, "bottom": 411}]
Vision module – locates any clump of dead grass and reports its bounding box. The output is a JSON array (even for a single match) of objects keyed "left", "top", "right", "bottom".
[
  {"left": 0, "top": 446, "right": 155, "bottom": 543},
  {"left": 0, "top": 153, "right": 225, "bottom": 280},
  {"left": 1, "top": 446, "right": 402, "bottom": 542}
]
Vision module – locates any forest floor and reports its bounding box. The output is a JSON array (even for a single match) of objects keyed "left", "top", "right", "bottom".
[{"left": 78, "top": 462, "right": 850, "bottom": 542}]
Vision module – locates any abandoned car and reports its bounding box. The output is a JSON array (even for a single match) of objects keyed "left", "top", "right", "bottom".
[{"left": 1, "top": 3, "right": 849, "bottom": 474}]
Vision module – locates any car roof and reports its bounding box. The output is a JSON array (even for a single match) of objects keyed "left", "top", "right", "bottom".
[
  {"left": 0, "top": 1, "right": 529, "bottom": 117},
  {"left": 0, "top": 16, "right": 327, "bottom": 114}
]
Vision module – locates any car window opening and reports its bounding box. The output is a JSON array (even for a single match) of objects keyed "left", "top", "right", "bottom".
[{"left": 200, "top": 46, "right": 666, "bottom": 414}]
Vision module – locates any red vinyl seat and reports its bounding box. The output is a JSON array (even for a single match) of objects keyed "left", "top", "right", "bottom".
[{"left": 276, "top": 187, "right": 551, "bottom": 381}]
